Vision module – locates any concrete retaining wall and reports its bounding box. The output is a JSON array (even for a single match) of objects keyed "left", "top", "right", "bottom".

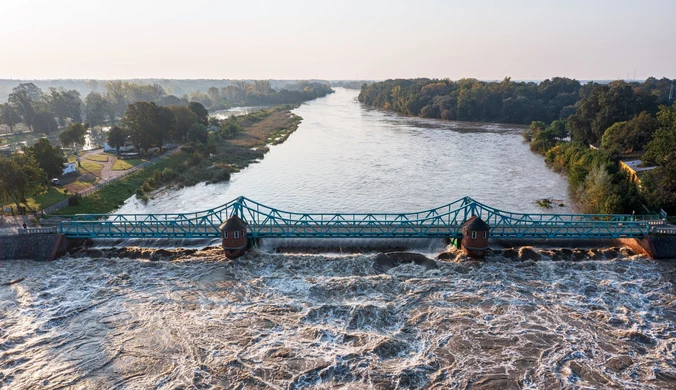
[
  {"left": 0, "top": 234, "right": 65, "bottom": 261},
  {"left": 617, "top": 237, "right": 676, "bottom": 260}
]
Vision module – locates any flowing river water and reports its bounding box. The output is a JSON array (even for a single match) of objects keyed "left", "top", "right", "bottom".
[{"left": 1, "top": 89, "right": 676, "bottom": 389}]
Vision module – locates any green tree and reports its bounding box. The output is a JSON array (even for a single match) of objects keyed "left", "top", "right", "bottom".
[
  {"left": 107, "top": 125, "right": 127, "bottom": 155},
  {"left": 59, "top": 122, "right": 88, "bottom": 151},
  {"left": 122, "top": 101, "right": 173, "bottom": 153},
  {"left": 0, "top": 154, "right": 45, "bottom": 211},
  {"left": 32, "top": 111, "right": 58, "bottom": 134},
  {"left": 0, "top": 103, "right": 21, "bottom": 133},
  {"left": 601, "top": 112, "right": 659, "bottom": 154},
  {"left": 9, "top": 90, "right": 36, "bottom": 131},
  {"left": 85, "top": 92, "right": 112, "bottom": 127},
  {"left": 643, "top": 103, "right": 676, "bottom": 166},
  {"left": 641, "top": 155, "right": 676, "bottom": 213},
  {"left": 46, "top": 88, "right": 82, "bottom": 125},
  {"left": 187, "top": 123, "right": 208, "bottom": 144},
  {"left": 27, "top": 138, "right": 66, "bottom": 179},
  {"left": 188, "top": 102, "right": 209, "bottom": 126},
  {"left": 168, "top": 105, "right": 198, "bottom": 141},
  {"left": 576, "top": 164, "right": 622, "bottom": 214}
]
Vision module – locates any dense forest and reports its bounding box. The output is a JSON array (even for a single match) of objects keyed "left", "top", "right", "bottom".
[{"left": 360, "top": 77, "right": 676, "bottom": 214}]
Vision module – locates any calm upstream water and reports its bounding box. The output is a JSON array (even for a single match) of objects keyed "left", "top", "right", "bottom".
[
  {"left": 116, "top": 88, "right": 572, "bottom": 214},
  {"left": 2, "top": 88, "right": 676, "bottom": 389}
]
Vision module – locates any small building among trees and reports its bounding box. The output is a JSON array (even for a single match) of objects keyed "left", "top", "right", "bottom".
[
  {"left": 62, "top": 162, "right": 77, "bottom": 175},
  {"left": 461, "top": 216, "right": 490, "bottom": 258},
  {"left": 219, "top": 215, "right": 248, "bottom": 259}
]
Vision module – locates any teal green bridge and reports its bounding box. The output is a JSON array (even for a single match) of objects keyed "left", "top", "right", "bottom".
[{"left": 58, "top": 196, "right": 662, "bottom": 240}]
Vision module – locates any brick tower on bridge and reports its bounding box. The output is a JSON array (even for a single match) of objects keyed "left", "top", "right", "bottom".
[
  {"left": 219, "top": 215, "right": 248, "bottom": 259},
  {"left": 461, "top": 216, "right": 490, "bottom": 258}
]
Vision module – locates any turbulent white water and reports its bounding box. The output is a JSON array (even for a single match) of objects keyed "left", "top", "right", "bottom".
[{"left": 2, "top": 249, "right": 676, "bottom": 389}]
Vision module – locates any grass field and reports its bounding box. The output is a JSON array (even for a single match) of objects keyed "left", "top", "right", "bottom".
[
  {"left": 79, "top": 160, "right": 103, "bottom": 177},
  {"left": 112, "top": 158, "right": 144, "bottom": 171},
  {"left": 85, "top": 154, "right": 109, "bottom": 162},
  {"left": 53, "top": 154, "right": 186, "bottom": 215}
]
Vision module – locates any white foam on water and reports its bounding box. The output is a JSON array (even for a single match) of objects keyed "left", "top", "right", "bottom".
[{"left": 1, "top": 249, "right": 675, "bottom": 389}]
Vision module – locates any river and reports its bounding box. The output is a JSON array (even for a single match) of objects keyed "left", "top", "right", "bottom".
[
  {"left": 115, "top": 88, "right": 572, "bottom": 214},
  {"left": 2, "top": 89, "right": 676, "bottom": 389}
]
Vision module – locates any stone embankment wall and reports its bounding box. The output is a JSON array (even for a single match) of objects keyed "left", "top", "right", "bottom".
[{"left": 0, "top": 234, "right": 65, "bottom": 261}]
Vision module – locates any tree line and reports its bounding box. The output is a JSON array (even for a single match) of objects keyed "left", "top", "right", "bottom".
[
  {"left": 358, "top": 77, "right": 672, "bottom": 129},
  {"left": 0, "top": 80, "right": 333, "bottom": 133}
]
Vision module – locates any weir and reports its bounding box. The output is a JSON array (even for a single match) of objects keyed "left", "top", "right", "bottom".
[{"left": 58, "top": 196, "right": 658, "bottom": 240}]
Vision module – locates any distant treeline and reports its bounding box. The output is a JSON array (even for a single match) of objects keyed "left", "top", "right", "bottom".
[
  {"left": 0, "top": 79, "right": 339, "bottom": 104},
  {"left": 0, "top": 81, "right": 333, "bottom": 133},
  {"left": 330, "top": 80, "right": 373, "bottom": 90},
  {"left": 358, "top": 77, "right": 673, "bottom": 138},
  {"left": 190, "top": 81, "right": 333, "bottom": 109}
]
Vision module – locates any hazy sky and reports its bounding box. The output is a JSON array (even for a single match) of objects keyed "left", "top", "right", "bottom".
[{"left": 1, "top": 0, "right": 674, "bottom": 80}]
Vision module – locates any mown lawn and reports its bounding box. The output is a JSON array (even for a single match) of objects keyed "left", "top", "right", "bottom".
[
  {"left": 78, "top": 159, "right": 103, "bottom": 177},
  {"left": 112, "top": 158, "right": 144, "bottom": 171},
  {"left": 26, "top": 187, "right": 70, "bottom": 210},
  {"left": 53, "top": 154, "right": 186, "bottom": 215},
  {"left": 86, "top": 154, "right": 109, "bottom": 162}
]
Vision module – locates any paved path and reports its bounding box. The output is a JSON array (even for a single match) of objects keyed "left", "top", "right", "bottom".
[
  {"left": 82, "top": 149, "right": 127, "bottom": 182},
  {"left": 0, "top": 215, "right": 33, "bottom": 236}
]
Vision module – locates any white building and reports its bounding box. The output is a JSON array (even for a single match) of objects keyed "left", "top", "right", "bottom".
[
  {"left": 103, "top": 142, "right": 135, "bottom": 153},
  {"left": 62, "top": 162, "right": 77, "bottom": 175}
]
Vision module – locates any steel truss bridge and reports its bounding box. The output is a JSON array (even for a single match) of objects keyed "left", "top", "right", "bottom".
[{"left": 58, "top": 196, "right": 659, "bottom": 240}]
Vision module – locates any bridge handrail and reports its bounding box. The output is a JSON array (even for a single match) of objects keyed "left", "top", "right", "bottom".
[{"left": 59, "top": 195, "right": 658, "bottom": 226}]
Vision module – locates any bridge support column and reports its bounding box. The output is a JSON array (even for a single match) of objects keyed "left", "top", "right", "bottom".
[{"left": 247, "top": 237, "right": 260, "bottom": 249}]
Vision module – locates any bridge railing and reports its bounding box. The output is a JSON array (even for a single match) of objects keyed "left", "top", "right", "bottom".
[{"left": 58, "top": 196, "right": 654, "bottom": 239}]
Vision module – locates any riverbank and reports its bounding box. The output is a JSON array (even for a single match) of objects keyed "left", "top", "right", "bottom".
[{"left": 51, "top": 107, "right": 302, "bottom": 215}]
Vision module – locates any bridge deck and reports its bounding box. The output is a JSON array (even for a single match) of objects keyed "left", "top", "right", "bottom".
[{"left": 57, "top": 196, "right": 659, "bottom": 240}]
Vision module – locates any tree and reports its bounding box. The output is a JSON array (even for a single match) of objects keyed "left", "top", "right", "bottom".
[
  {"left": 0, "top": 154, "right": 45, "bottom": 211},
  {"left": 168, "top": 105, "right": 198, "bottom": 141},
  {"left": 9, "top": 90, "right": 36, "bottom": 131},
  {"left": 122, "top": 102, "right": 162, "bottom": 151},
  {"left": 46, "top": 88, "right": 82, "bottom": 125},
  {"left": 188, "top": 102, "right": 209, "bottom": 126},
  {"left": 154, "top": 105, "right": 174, "bottom": 151},
  {"left": 59, "top": 122, "right": 88, "bottom": 151},
  {"left": 641, "top": 155, "right": 676, "bottom": 213},
  {"left": 601, "top": 112, "right": 658, "bottom": 154},
  {"left": 0, "top": 103, "right": 21, "bottom": 133},
  {"left": 576, "top": 164, "right": 622, "bottom": 214},
  {"left": 32, "top": 111, "right": 58, "bottom": 134},
  {"left": 85, "top": 92, "right": 111, "bottom": 127},
  {"left": 107, "top": 126, "right": 126, "bottom": 155},
  {"left": 643, "top": 103, "right": 676, "bottom": 166},
  {"left": 187, "top": 123, "right": 208, "bottom": 144},
  {"left": 27, "top": 138, "right": 66, "bottom": 179}
]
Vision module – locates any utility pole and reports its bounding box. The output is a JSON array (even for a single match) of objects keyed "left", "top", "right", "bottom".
[{"left": 669, "top": 81, "right": 674, "bottom": 102}]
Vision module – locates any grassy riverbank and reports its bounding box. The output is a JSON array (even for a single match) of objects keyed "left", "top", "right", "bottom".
[{"left": 52, "top": 107, "right": 302, "bottom": 215}]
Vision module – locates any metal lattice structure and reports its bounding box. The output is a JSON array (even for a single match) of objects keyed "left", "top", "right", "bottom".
[{"left": 58, "top": 196, "right": 655, "bottom": 239}]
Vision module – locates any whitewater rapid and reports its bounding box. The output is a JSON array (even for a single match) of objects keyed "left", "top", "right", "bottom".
[{"left": 1, "top": 248, "right": 675, "bottom": 389}]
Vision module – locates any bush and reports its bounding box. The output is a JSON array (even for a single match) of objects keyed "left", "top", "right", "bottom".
[
  {"left": 68, "top": 194, "right": 81, "bottom": 206},
  {"left": 188, "top": 151, "right": 203, "bottom": 166}
]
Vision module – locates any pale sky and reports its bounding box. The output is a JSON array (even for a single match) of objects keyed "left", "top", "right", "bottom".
[{"left": 1, "top": 0, "right": 674, "bottom": 80}]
